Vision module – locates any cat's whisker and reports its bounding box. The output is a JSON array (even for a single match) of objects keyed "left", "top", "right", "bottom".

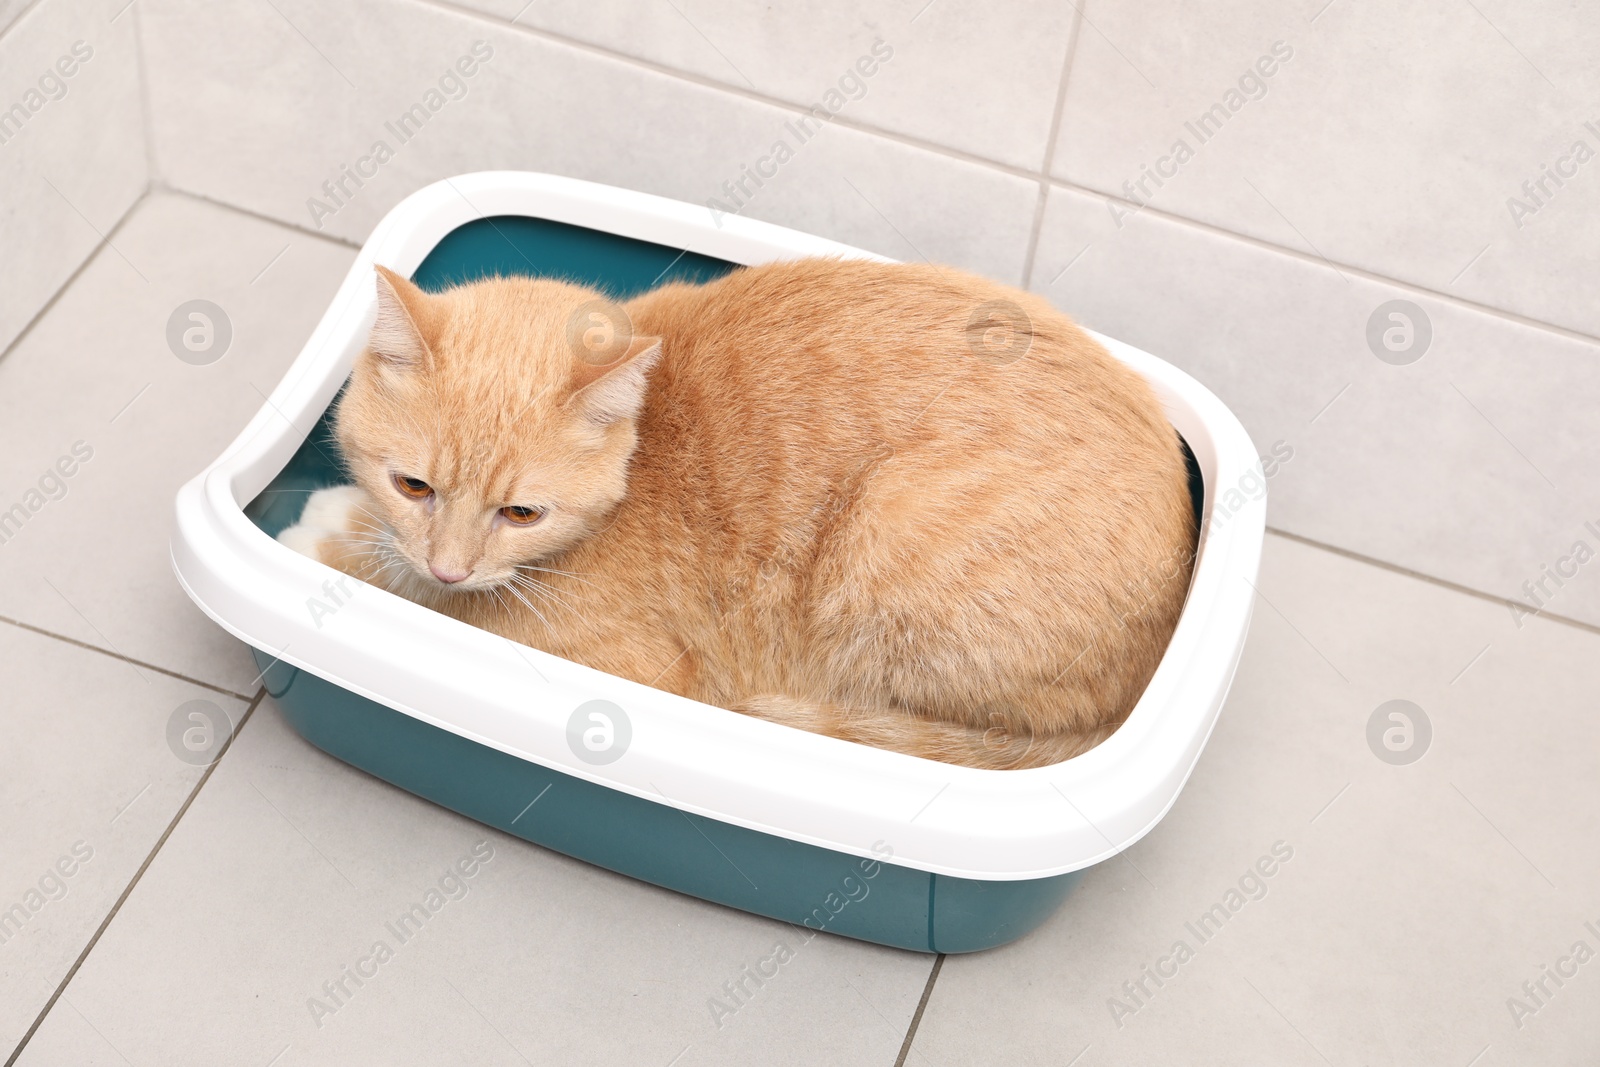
[
  {"left": 499, "top": 579, "right": 563, "bottom": 630},
  {"left": 507, "top": 573, "right": 586, "bottom": 614},
  {"left": 512, "top": 572, "right": 595, "bottom": 598},
  {"left": 341, "top": 528, "right": 388, "bottom": 547},
  {"left": 507, "top": 571, "right": 583, "bottom": 606},
  {"left": 361, "top": 543, "right": 416, "bottom": 587},
  {"left": 514, "top": 563, "right": 595, "bottom": 586},
  {"left": 367, "top": 557, "right": 410, "bottom": 581},
  {"left": 504, "top": 581, "right": 585, "bottom": 623},
  {"left": 505, "top": 575, "right": 563, "bottom": 607},
  {"left": 500, "top": 580, "right": 554, "bottom": 630}
]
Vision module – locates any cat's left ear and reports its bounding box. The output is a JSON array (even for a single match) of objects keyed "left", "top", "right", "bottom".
[
  {"left": 568, "top": 334, "right": 663, "bottom": 425},
  {"left": 369, "top": 265, "right": 443, "bottom": 371}
]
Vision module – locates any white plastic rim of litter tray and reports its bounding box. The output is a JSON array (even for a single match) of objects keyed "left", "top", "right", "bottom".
[{"left": 171, "top": 171, "right": 1265, "bottom": 882}]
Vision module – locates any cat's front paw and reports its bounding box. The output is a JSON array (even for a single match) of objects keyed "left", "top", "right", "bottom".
[{"left": 277, "top": 485, "right": 374, "bottom": 565}]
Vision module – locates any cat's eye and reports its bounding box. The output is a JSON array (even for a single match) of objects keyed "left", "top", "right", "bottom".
[
  {"left": 500, "top": 505, "right": 545, "bottom": 526},
  {"left": 393, "top": 474, "right": 433, "bottom": 499}
]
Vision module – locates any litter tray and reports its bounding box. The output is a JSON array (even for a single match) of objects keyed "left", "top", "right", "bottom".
[{"left": 171, "top": 172, "right": 1265, "bottom": 953}]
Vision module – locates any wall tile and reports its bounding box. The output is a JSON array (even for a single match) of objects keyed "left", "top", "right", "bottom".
[
  {"left": 0, "top": 0, "right": 37, "bottom": 36},
  {"left": 1033, "top": 184, "right": 1600, "bottom": 628},
  {"left": 0, "top": 0, "right": 147, "bottom": 353},
  {"left": 446, "top": 0, "right": 1074, "bottom": 170},
  {"left": 1053, "top": 0, "right": 1600, "bottom": 337},
  {"left": 137, "top": 0, "right": 1038, "bottom": 283}
]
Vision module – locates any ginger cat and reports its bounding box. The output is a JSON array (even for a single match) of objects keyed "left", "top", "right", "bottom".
[{"left": 279, "top": 259, "right": 1196, "bottom": 769}]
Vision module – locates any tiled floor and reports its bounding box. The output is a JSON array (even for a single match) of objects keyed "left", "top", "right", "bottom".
[{"left": 3, "top": 192, "right": 1597, "bottom": 1066}]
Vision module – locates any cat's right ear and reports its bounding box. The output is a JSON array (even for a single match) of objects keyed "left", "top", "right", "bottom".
[{"left": 369, "top": 265, "right": 440, "bottom": 371}]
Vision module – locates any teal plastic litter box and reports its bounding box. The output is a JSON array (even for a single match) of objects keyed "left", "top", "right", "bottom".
[{"left": 170, "top": 172, "right": 1265, "bottom": 953}]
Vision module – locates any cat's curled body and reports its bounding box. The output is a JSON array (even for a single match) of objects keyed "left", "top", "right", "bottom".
[{"left": 280, "top": 258, "right": 1196, "bottom": 769}]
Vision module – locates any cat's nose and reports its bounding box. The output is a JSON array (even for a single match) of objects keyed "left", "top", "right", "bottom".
[{"left": 429, "top": 561, "right": 472, "bottom": 584}]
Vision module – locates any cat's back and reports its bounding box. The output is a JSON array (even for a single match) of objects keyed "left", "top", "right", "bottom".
[
  {"left": 608, "top": 257, "right": 1195, "bottom": 734},
  {"left": 627, "top": 257, "right": 1176, "bottom": 472},
  {"left": 621, "top": 258, "right": 1192, "bottom": 572}
]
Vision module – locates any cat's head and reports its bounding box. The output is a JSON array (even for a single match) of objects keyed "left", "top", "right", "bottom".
[{"left": 333, "top": 265, "right": 660, "bottom": 594}]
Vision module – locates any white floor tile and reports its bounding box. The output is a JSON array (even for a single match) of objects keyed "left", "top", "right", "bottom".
[
  {"left": 0, "top": 192, "right": 356, "bottom": 693},
  {"left": 14, "top": 698, "right": 932, "bottom": 1066},
  {"left": 0, "top": 622, "right": 250, "bottom": 1054},
  {"left": 908, "top": 533, "right": 1600, "bottom": 1065}
]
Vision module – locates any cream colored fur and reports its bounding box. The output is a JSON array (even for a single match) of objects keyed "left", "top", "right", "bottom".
[{"left": 278, "top": 260, "right": 1196, "bottom": 769}]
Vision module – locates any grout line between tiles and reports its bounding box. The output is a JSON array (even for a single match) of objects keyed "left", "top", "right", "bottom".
[
  {"left": 1047, "top": 181, "right": 1600, "bottom": 347},
  {"left": 892, "top": 952, "right": 945, "bottom": 1067},
  {"left": 149, "top": 180, "right": 364, "bottom": 250},
  {"left": 0, "top": 0, "right": 46, "bottom": 46},
  {"left": 0, "top": 188, "right": 151, "bottom": 367},
  {"left": 1020, "top": 2, "right": 1083, "bottom": 289},
  {"left": 129, "top": 1, "right": 161, "bottom": 184},
  {"left": 2, "top": 686, "right": 267, "bottom": 1067},
  {"left": 167, "top": 183, "right": 1600, "bottom": 633},
  {"left": 415, "top": 0, "right": 1600, "bottom": 345},
  {"left": 9, "top": 0, "right": 1587, "bottom": 379},
  {"left": 1266, "top": 526, "right": 1600, "bottom": 640},
  {"left": 0, "top": 612, "right": 255, "bottom": 702},
  {"left": 1, "top": 210, "right": 1581, "bottom": 656},
  {"left": 418, "top": 0, "right": 1051, "bottom": 182}
]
